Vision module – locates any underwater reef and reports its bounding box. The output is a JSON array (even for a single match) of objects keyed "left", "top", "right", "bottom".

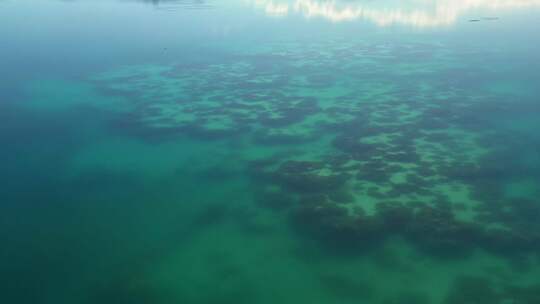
[{"left": 92, "top": 38, "right": 540, "bottom": 261}]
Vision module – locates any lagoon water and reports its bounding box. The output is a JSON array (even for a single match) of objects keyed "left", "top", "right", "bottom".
[{"left": 1, "top": 0, "right": 540, "bottom": 303}]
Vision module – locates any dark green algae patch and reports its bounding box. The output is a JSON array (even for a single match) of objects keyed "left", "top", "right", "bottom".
[
  {"left": 93, "top": 39, "right": 540, "bottom": 257},
  {"left": 76, "top": 38, "right": 540, "bottom": 303}
]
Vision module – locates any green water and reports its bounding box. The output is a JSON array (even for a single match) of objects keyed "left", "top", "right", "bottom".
[{"left": 1, "top": 1, "right": 540, "bottom": 303}]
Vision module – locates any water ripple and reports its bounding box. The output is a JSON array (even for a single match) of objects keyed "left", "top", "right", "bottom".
[{"left": 132, "top": 0, "right": 214, "bottom": 11}]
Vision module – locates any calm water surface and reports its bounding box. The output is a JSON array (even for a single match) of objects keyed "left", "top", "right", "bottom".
[{"left": 1, "top": 1, "right": 540, "bottom": 303}]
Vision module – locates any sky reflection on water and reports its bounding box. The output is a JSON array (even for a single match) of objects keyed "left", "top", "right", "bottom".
[{"left": 251, "top": 0, "right": 540, "bottom": 27}]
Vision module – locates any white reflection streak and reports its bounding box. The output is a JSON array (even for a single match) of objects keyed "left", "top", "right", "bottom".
[
  {"left": 254, "top": 0, "right": 289, "bottom": 16},
  {"left": 252, "top": 0, "right": 540, "bottom": 27}
]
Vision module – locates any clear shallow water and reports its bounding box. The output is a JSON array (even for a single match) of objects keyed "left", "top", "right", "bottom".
[{"left": 1, "top": 0, "right": 540, "bottom": 303}]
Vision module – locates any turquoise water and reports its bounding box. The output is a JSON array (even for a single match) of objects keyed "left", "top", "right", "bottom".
[{"left": 1, "top": 1, "right": 540, "bottom": 303}]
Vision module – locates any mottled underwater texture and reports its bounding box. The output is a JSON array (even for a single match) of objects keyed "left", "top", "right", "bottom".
[{"left": 1, "top": 1, "right": 540, "bottom": 304}]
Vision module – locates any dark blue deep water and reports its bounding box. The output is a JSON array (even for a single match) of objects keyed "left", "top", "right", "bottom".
[{"left": 1, "top": 1, "right": 540, "bottom": 303}]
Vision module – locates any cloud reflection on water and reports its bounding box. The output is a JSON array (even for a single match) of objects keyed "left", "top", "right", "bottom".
[{"left": 251, "top": 0, "right": 540, "bottom": 27}]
